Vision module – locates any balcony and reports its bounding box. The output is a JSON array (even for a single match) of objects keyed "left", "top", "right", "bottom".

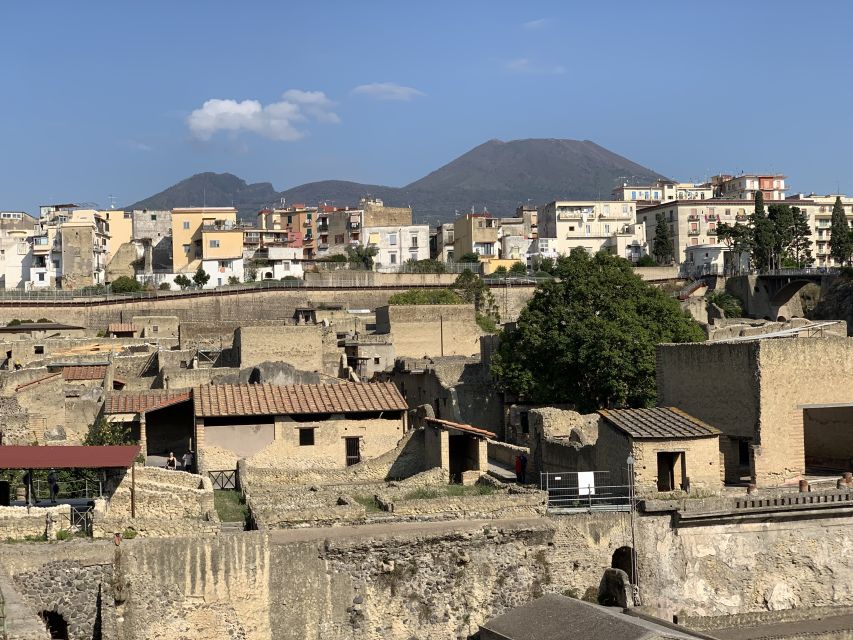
[
  {"left": 735, "top": 215, "right": 747, "bottom": 222},
  {"left": 707, "top": 214, "right": 719, "bottom": 222},
  {"left": 317, "top": 224, "right": 329, "bottom": 233},
  {"left": 348, "top": 221, "right": 361, "bottom": 230},
  {"left": 707, "top": 228, "right": 717, "bottom": 235},
  {"left": 688, "top": 229, "right": 701, "bottom": 236},
  {"left": 687, "top": 214, "right": 700, "bottom": 221},
  {"left": 303, "top": 220, "right": 313, "bottom": 227}
]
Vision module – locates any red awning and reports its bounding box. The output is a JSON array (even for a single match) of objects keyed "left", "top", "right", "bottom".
[{"left": 0, "top": 445, "right": 140, "bottom": 469}]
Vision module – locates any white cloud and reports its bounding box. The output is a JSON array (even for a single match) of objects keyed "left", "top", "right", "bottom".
[
  {"left": 187, "top": 90, "right": 339, "bottom": 142},
  {"left": 129, "top": 140, "right": 153, "bottom": 152},
  {"left": 522, "top": 18, "right": 550, "bottom": 30},
  {"left": 505, "top": 58, "right": 566, "bottom": 75},
  {"left": 351, "top": 82, "right": 425, "bottom": 101}
]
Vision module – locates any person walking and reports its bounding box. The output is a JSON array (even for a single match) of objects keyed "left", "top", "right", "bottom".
[
  {"left": 166, "top": 452, "right": 177, "bottom": 471},
  {"left": 514, "top": 455, "right": 523, "bottom": 484},
  {"left": 182, "top": 450, "right": 194, "bottom": 472},
  {"left": 519, "top": 453, "right": 528, "bottom": 485}
]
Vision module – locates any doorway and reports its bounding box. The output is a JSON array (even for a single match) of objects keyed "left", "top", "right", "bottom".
[
  {"left": 611, "top": 546, "right": 636, "bottom": 585},
  {"left": 39, "top": 611, "right": 69, "bottom": 640},
  {"left": 656, "top": 451, "right": 685, "bottom": 491},
  {"left": 345, "top": 437, "right": 361, "bottom": 466}
]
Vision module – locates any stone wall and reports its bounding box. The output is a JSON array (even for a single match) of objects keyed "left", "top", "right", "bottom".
[
  {"left": 235, "top": 325, "right": 341, "bottom": 375},
  {"left": 0, "top": 369, "right": 65, "bottom": 444},
  {"left": 376, "top": 305, "right": 484, "bottom": 358},
  {"left": 0, "top": 505, "right": 71, "bottom": 541}
]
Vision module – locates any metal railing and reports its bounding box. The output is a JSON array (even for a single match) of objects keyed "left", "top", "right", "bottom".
[
  {"left": 32, "top": 478, "right": 103, "bottom": 501},
  {"left": 209, "top": 469, "right": 238, "bottom": 490},
  {"left": 541, "top": 471, "right": 633, "bottom": 513}
]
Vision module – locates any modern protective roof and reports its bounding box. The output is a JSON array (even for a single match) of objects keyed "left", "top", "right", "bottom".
[
  {"left": 425, "top": 417, "right": 496, "bottom": 439},
  {"left": 0, "top": 445, "right": 140, "bottom": 469},
  {"left": 479, "top": 594, "right": 710, "bottom": 640},
  {"left": 194, "top": 382, "right": 407, "bottom": 417},
  {"left": 598, "top": 407, "right": 720, "bottom": 439},
  {"left": 62, "top": 365, "right": 108, "bottom": 381},
  {"left": 104, "top": 390, "right": 192, "bottom": 415},
  {"left": 108, "top": 323, "right": 137, "bottom": 333}
]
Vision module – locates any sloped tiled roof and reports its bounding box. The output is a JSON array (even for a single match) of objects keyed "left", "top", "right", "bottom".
[
  {"left": 62, "top": 365, "right": 108, "bottom": 381},
  {"left": 598, "top": 407, "right": 720, "bottom": 440},
  {"left": 104, "top": 390, "right": 192, "bottom": 415},
  {"left": 425, "top": 417, "right": 496, "bottom": 439},
  {"left": 194, "top": 383, "right": 408, "bottom": 417},
  {"left": 108, "top": 323, "right": 137, "bottom": 333}
]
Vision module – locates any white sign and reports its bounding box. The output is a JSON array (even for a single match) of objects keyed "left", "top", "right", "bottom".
[{"left": 578, "top": 471, "right": 596, "bottom": 496}]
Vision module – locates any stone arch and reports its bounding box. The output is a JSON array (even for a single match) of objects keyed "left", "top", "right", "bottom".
[
  {"left": 611, "top": 546, "right": 636, "bottom": 585},
  {"left": 39, "top": 610, "right": 69, "bottom": 639},
  {"left": 264, "top": 271, "right": 273, "bottom": 279},
  {"left": 769, "top": 279, "right": 818, "bottom": 308}
]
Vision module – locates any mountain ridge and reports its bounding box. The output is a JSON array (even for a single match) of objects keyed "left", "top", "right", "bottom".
[{"left": 125, "top": 138, "right": 668, "bottom": 223}]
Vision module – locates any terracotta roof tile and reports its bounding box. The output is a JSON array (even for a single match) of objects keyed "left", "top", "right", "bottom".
[
  {"left": 62, "top": 365, "right": 108, "bottom": 381},
  {"left": 598, "top": 407, "right": 720, "bottom": 439},
  {"left": 425, "top": 417, "right": 496, "bottom": 439},
  {"left": 194, "top": 382, "right": 408, "bottom": 417},
  {"left": 108, "top": 323, "right": 137, "bottom": 333},
  {"left": 104, "top": 390, "right": 192, "bottom": 415}
]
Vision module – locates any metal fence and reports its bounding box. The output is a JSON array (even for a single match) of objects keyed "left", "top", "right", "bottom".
[
  {"left": 33, "top": 478, "right": 103, "bottom": 501},
  {"left": 57, "top": 506, "right": 94, "bottom": 536},
  {"left": 541, "top": 471, "right": 633, "bottom": 513},
  {"left": 209, "top": 470, "right": 238, "bottom": 490}
]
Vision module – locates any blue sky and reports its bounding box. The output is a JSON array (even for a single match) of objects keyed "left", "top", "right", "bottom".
[{"left": 2, "top": 1, "right": 852, "bottom": 213}]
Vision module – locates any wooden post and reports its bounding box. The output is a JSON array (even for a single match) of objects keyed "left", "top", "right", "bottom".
[{"left": 130, "top": 463, "right": 136, "bottom": 519}]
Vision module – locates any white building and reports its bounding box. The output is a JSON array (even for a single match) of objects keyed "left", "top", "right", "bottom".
[
  {"left": 0, "top": 212, "right": 37, "bottom": 289},
  {"left": 251, "top": 246, "right": 304, "bottom": 280},
  {"left": 200, "top": 256, "right": 245, "bottom": 288},
  {"left": 365, "top": 224, "right": 430, "bottom": 269}
]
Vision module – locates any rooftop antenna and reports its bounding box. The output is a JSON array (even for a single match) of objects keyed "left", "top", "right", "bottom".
[{"left": 107, "top": 195, "right": 117, "bottom": 210}]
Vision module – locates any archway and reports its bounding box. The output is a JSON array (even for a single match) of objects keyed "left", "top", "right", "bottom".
[
  {"left": 611, "top": 546, "right": 636, "bottom": 585},
  {"left": 769, "top": 279, "right": 817, "bottom": 309},
  {"left": 39, "top": 610, "right": 69, "bottom": 639}
]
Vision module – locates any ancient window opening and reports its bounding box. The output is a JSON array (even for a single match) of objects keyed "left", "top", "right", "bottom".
[{"left": 299, "top": 428, "right": 315, "bottom": 446}]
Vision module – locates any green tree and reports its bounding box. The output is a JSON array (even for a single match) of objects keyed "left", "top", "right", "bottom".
[
  {"left": 636, "top": 255, "right": 656, "bottom": 267},
  {"left": 457, "top": 252, "right": 480, "bottom": 263},
  {"left": 109, "top": 276, "right": 142, "bottom": 293},
  {"left": 158, "top": 282, "right": 171, "bottom": 290},
  {"left": 716, "top": 222, "right": 752, "bottom": 274},
  {"left": 490, "top": 250, "right": 704, "bottom": 412},
  {"left": 193, "top": 267, "right": 211, "bottom": 288},
  {"left": 788, "top": 207, "right": 813, "bottom": 267},
  {"left": 652, "top": 213, "right": 674, "bottom": 265},
  {"left": 509, "top": 261, "right": 527, "bottom": 275},
  {"left": 174, "top": 274, "right": 192, "bottom": 289},
  {"left": 768, "top": 204, "right": 795, "bottom": 271},
  {"left": 346, "top": 245, "right": 378, "bottom": 270},
  {"left": 829, "top": 196, "right": 852, "bottom": 266},
  {"left": 748, "top": 191, "right": 774, "bottom": 271},
  {"left": 537, "top": 257, "right": 557, "bottom": 275},
  {"left": 454, "top": 269, "right": 500, "bottom": 326},
  {"left": 84, "top": 416, "right": 135, "bottom": 446},
  {"left": 404, "top": 258, "right": 446, "bottom": 273}
]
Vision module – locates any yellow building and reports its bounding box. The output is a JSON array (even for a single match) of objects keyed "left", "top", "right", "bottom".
[
  {"left": 171, "top": 207, "right": 238, "bottom": 272},
  {"left": 453, "top": 213, "right": 501, "bottom": 258},
  {"left": 104, "top": 209, "right": 133, "bottom": 252}
]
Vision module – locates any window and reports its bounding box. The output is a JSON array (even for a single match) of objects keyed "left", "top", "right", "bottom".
[
  {"left": 389, "top": 252, "right": 397, "bottom": 264},
  {"left": 389, "top": 233, "right": 398, "bottom": 246},
  {"left": 38, "top": 273, "right": 45, "bottom": 281},
  {"left": 622, "top": 205, "right": 630, "bottom": 214},
  {"left": 691, "top": 238, "right": 698, "bottom": 246},
  {"left": 585, "top": 225, "right": 591, "bottom": 235},
  {"left": 568, "top": 226, "right": 575, "bottom": 231},
  {"left": 410, "top": 251, "right": 418, "bottom": 261},
  {"left": 335, "top": 234, "right": 344, "bottom": 244},
  {"left": 631, "top": 191, "right": 637, "bottom": 199},
  {"left": 150, "top": 214, "right": 157, "bottom": 221},
  {"left": 287, "top": 215, "right": 292, "bottom": 224},
  {"left": 219, "top": 260, "right": 230, "bottom": 269},
  {"left": 603, "top": 204, "right": 610, "bottom": 215},
  {"left": 152, "top": 325, "right": 159, "bottom": 333},
  {"left": 209, "top": 239, "right": 220, "bottom": 248},
  {"left": 182, "top": 244, "right": 190, "bottom": 255},
  {"left": 183, "top": 221, "right": 190, "bottom": 230},
  {"left": 373, "top": 357, "right": 381, "bottom": 365},
  {"left": 52, "top": 261, "right": 59, "bottom": 270},
  {"left": 34, "top": 345, "right": 44, "bottom": 355},
  {"left": 410, "top": 235, "right": 418, "bottom": 248},
  {"left": 299, "top": 428, "right": 315, "bottom": 446}
]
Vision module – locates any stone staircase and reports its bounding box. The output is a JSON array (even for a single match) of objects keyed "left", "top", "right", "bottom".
[{"left": 219, "top": 520, "right": 246, "bottom": 534}]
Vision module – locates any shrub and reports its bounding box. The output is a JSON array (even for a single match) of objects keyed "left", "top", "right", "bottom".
[
  {"left": 636, "top": 255, "right": 657, "bottom": 267},
  {"left": 192, "top": 267, "right": 210, "bottom": 288},
  {"left": 174, "top": 274, "right": 192, "bottom": 290},
  {"left": 706, "top": 291, "right": 744, "bottom": 318},
  {"left": 509, "top": 261, "right": 527, "bottom": 275},
  {"left": 405, "top": 259, "right": 446, "bottom": 273},
  {"left": 457, "top": 252, "right": 480, "bottom": 263},
  {"left": 110, "top": 276, "right": 142, "bottom": 293},
  {"left": 476, "top": 313, "right": 498, "bottom": 333},
  {"left": 55, "top": 529, "right": 72, "bottom": 541},
  {"left": 493, "top": 266, "right": 508, "bottom": 276},
  {"left": 841, "top": 266, "right": 853, "bottom": 279},
  {"left": 388, "top": 289, "right": 463, "bottom": 305},
  {"left": 227, "top": 276, "right": 240, "bottom": 285},
  {"left": 158, "top": 282, "right": 171, "bottom": 290},
  {"left": 121, "top": 528, "right": 138, "bottom": 540}
]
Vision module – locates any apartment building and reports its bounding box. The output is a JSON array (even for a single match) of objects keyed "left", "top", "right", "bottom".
[
  {"left": 257, "top": 205, "right": 317, "bottom": 259},
  {"left": 612, "top": 179, "right": 714, "bottom": 202},
  {"left": 171, "top": 207, "right": 242, "bottom": 286},
  {"left": 317, "top": 206, "right": 363, "bottom": 257},
  {"left": 798, "top": 195, "right": 853, "bottom": 267},
  {"left": 453, "top": 213, "right": 501, "bottom": 258},
  {"left": 361, "top": 197, "right": 411, "bottom": 227},
  {"left": 430, "top": 223, "right": 455, "bottom": 262},
  {"left": 29, "top": 205, "right": 111, "bottom": 288},
  {"left": 535, "top": 200, "right": 645, "bottom": 263},
  {"left": 711, "top": 174, "right": 787, "bottom": 201},
  {"left": 0, "top": 212, "right": 37, "bottom": 289},
  {"left": 366, "top": 224, "right": 430, "bottom": 268}
]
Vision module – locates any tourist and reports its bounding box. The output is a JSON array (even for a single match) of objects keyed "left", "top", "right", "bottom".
[
  {"left": 182, "top": 450, "right": 194, "bottom": 472},
  {"left": 48, "top": 470, "right": 59, "bottom": 503},
  {"left": 519, "top": 453, "right": 528, "bottom": 485},
  {"left": 166, "top": 452, "right": 177, "bottom": 471},
  {"left": 514, "top": 455, "right": 523, "bottom": 484}
]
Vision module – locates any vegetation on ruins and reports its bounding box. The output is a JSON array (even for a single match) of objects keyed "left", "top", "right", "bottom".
[
  {"left": 457, "top": 252, "right": 480, "bottom": 263},
  {"left": 490, "top": 249, "right": 704, "bottom": 412},
  {"left": 109, "top": 276, "right": 142, "bottom": 293},
  {"left": 388, "top": 289, "right": 463, "bottom": 305},
  {"left": 404, "top": 258, "right": 446, "bottom": 273},
  {"left": 192, "top": 267, "right": 211, "bottom": 288},
  {"left": 346, "top": 244, "right": 379, "bottom": 269},
  {"left": 652, "top": 213, "right": 674, "bottom": 265},
  {"left": 705, "top": 291, "right": 743, "bottom": 318},
  {"left": 84, "top": 416, "right": 135, "bottom": 447},
  {"left": 830, "top": 196, "right": 853, "bottom": 266},
  {"left": 636, "top": 255, "right": 656, "bottom": 267},
  {"left": 454, "top": 269, "right": 500, "bottom": 330}
]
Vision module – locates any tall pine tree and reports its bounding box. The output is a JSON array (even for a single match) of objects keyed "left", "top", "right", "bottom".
[
  {"left": 788, "top": 207, "right": 813, "bottom": 267},
  {"left": 749, "top": 191, "right": 774, "bottom": 271},
  {"left": 829, "top": 196, "right": 852, "bottom": 266},
  {"left": 768, "top": 204, "right": 794, "bottom": 271},
  {"left": 653, "top": 213, "right": 674, "bottom": 265}
]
